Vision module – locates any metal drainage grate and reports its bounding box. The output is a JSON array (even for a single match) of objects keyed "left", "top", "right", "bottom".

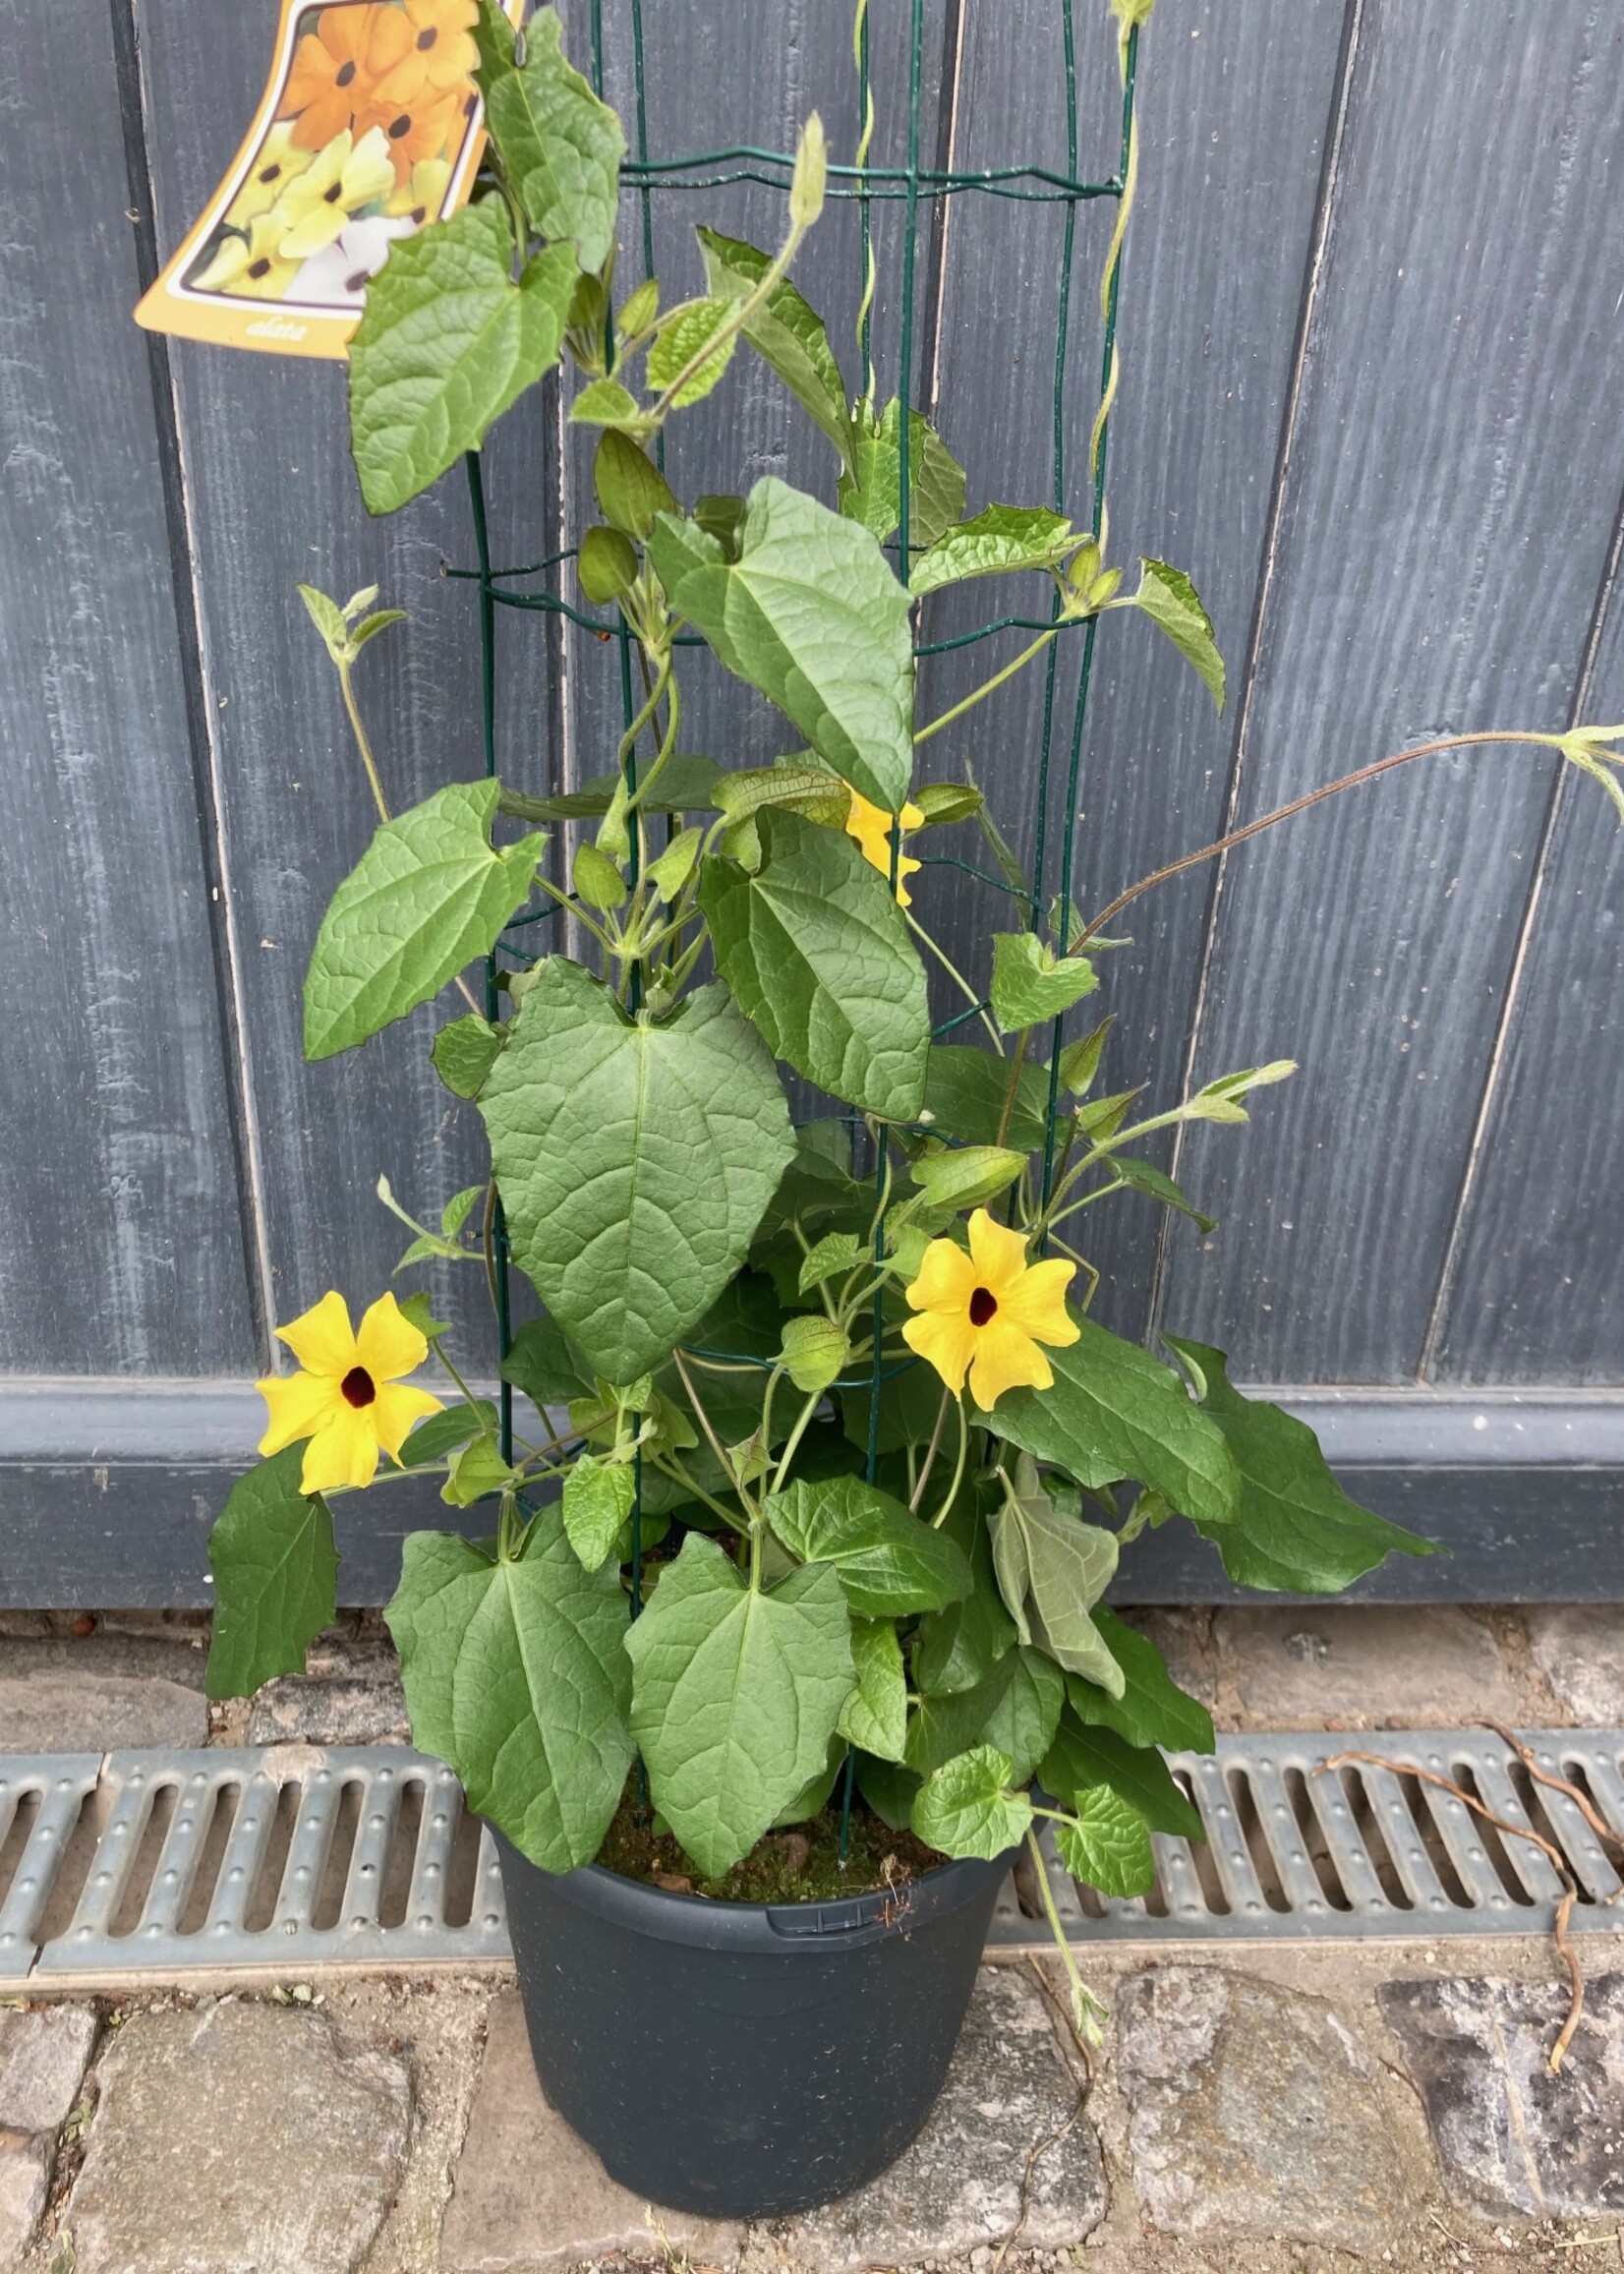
[{"left": 0, "top": 1731, "right": 1620, "bottom": 1987}]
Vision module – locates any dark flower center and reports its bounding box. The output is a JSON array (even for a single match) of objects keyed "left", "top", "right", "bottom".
[
  {"left": 388, "top": 111, "right": 413, "bottom": 139},
  {"left": 417, "top": 26, "right": 437, "bottom": 47},
  {"left": 258, "top": 161, "right": 282, "bottom": 185},
  {"left": 346, "top": 268, "right": 370, "bottom": 292},
  {"left": 323, "top": 180, "right": 344, "bottom": 202},
  {"left": 968, "top": 1286, "right": 999, "bottom": 1326},
  {"left": 247, "top": 257, "right": 272, "bottom": 278},
  {"left": 340, "top": 1366, "right": 377, "bottom": 1408},
  {"left": 335, "top": 58, "right": 357, "bottom": 86}
]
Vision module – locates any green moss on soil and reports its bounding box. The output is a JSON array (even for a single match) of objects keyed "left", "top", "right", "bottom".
[{"left": 596, "top": 1788, "right": 947, "bottom": 1902}]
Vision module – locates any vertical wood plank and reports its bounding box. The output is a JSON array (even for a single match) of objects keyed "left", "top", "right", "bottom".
[
  {"left": 0, "top": 0, "right": 255, "bottom": 1373},
  {"left": 138, "top": 0, "right": 559, "bottom": 1370},
  {"left": 1430, "top": 511, "right": 1624, "bottom": 1384},
  {"left": 1156, "top": 0, "right": 1624, "bottom": 1380}
]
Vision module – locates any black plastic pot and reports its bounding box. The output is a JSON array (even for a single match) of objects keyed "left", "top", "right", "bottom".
[{"left": 495, "top": 1830, "right": 1012, "bottom": 2218}]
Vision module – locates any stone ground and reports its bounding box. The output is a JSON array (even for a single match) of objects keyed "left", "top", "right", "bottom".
[{"left": 0, "top": 1601, "right": 1621, "bottom": 2270}]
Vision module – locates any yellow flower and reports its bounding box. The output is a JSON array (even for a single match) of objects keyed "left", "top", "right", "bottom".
[
  {"left": 225, "top": 123, "right": 316, "bottom": 226},
  {"left": 383, "top": 155, "right": 452, "bottom": 224},
  {"left": 192, "top": 215, "right": 301, "bottom": 300},
  {"left": 902, "top": 1207, "right": 1079, "bottom": 1409},
  {"left": 269, "top": 126, "right": 396, "bottom": 261},
  {"left": 845, "top": 788, "right": 924, "bottom": 906},
  {"left": 257, "top": 1291, "right": 443, "bottom": 1495}
]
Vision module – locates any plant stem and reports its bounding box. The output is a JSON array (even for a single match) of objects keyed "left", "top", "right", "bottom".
[
  {"left": 928, "top": 1393, "right": 969, "bottom": 1529},
  {"left": 905, "top": 914, "right": 1005, "bottom": 1053},
  {"left": 1024, "top": 1825, "right": 1096, "bottom": 2036},
  {"left": 648, "top": 1450, "right": 749, "bottom": 1537},
  {"left": 913, "top": 628, "right": 1058, "bottom": 747},
  {"left": 908, "top": 1387, "right": 953, "bottom": 1513},
  {"left": 338, "top": 661, "right": 390, "bottom": 825},
  {"left": 994, "top": 1027, "right": 1032, "bottom": 1149},
  {"left": 770, "top": 1388, "right": 824, "bottom": 1495},
  {"left": 1077, "top": 729, "right": 1574, "bottom": 948}
]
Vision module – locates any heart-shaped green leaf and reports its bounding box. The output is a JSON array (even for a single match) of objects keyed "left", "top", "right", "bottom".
[
  {"left": 910, "top": 1744, "right": 1032, "bottom": 1860},
  {"left": 473, "top": 1, "right": 623, "bottom": 269},
  {"left": 205, "top": 1447, "right": 338, "bottom": 1701},
  {"left": 766, "top": 1474, "right": 972, "bottom": 1617}
]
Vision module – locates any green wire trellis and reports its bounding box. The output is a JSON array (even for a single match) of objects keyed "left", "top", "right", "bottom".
[{"left": 454, "top": 1, "right": 1139, "bottom": 1859}]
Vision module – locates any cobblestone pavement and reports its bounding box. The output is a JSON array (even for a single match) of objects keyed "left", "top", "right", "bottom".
[{"left": 0, "top": 1602, "right": 1620, "bottom": 2269}]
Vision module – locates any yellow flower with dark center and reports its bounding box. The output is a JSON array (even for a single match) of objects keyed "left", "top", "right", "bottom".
[
  {"left": 902, "top": 1207, "right": 1079, "bottom": 1409},
  {"left": 193, "top": 215, "right": 301, "bottom": 300},
  {"left": 383, "top": 155, "right": 452, "bottom": 225},
  {"left": 257, "top": 1291, "right": 443, "bottom": 1495},
  {"left": 845, "top": 788, "right": 924, "bottom": 905},
  {"left": 270, "top": 126, "right": 397, "bottom": 260},
  {"left": 226, "top": 123, "right": 316, "bottom": 226}
]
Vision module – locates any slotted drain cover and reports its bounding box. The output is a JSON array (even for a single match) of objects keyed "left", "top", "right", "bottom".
[{"left": 0, "top": 1731, "right": 1619, "bottom": 1987}]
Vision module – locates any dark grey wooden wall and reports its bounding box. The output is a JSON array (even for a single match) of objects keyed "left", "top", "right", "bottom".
[{"left": 3, "top": 0, "right": 1622, "bottom": 1607}]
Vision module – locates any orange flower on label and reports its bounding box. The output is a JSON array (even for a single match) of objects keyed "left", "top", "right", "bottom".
[
  {"left": 845, "top": 788, "right": 924, "bottom": 905},
  {"left": 901, "top": 1207, "right": 1079, "bottom": 1410},
  {"left": 356, "top": 82, "right": 474, "bottom": 183},
  {"left": 281, "top": 3, "right": 414, "bottom": 151},
  {"left": 373, "top": 0, "right": 480, "bottom": 105},
  {"left": 257, "top": 1290, "right": 443, "bottom": 1494}
]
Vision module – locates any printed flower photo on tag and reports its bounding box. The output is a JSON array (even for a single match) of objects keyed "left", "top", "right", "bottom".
[{"left": 136, "top": 0, "right": 519, "bottom": 357}]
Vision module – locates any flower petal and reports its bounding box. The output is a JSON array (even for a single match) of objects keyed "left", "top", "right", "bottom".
[
  {"left": 996, "top": 1256, "right": 1079, "bottom": 1347},
  {"left": 354, "top": 1291, "right": 431, "bottom": 1383},
  {"left": 967, "top": 1321, "right": 1054, "bottom": 1410},
  {"left": 370, "top": 1381, "right": 445, "bottom": 1460},
  {"left": 257, "top": 1369, "right": 340, "bottom": 1456},
  {"left": 904, "top": 1234, "right": 978, "bottom": 1313},
  {"left": 902, "top": 1309, "right": 978, "bottom": 1398},
  {"left": 965, "top": 1207, "right": 1032, "bottom": 1296},
  {"left": 299, "top": 1406, "right": 381, "bottom": 1494},
  {"left": 275, "top": 1291, "right": 358, "bottom": 1380}
]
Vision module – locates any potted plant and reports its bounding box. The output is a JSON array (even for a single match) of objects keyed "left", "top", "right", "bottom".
[{"left": 199, "top": 0, "right": 1624, "bottom": 2222}]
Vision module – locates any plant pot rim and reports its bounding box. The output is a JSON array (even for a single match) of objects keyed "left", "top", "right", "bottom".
[{"left": 494, "top": 1832, "right": 1015, "bottom": 1954}]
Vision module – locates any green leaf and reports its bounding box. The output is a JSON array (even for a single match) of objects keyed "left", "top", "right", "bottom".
[
  {"left": 297, "top": 582, "right": 350, "bottom": 664},
  {"left": 1053, "top": 1785, "right": 1155, "bottom": 1897},
  {"left": 1180, "top": 1060, "right": 1297, "bottom": 1125},
  {"left": 988, "top": 1459, "right": 1123, "bottom": 1692},
  {"left": 433, "top": 1014, "right": 503, "bottom": 1099},
  {"left": 473, "top": 1, "right": 623, "bottom": 269},
  {"left": 909, "top": 504, "right": 1078, "bottom": 598},
  {"left": 697, "top": 227, "right": 852, "bottom": 468},
  {"left": 765, "top": 1474, "right": 972, "bottom": 1617},
  {"left": 480, "top": 960, "right": 795, "bottom": 1382},
  {"left": 712, "top": 765, "right": 851, "bottom": 832},
  {"left": 647, "top": 480, "right": 914, "bottom": 812},
  {"left": 303, "top": 780, "right": 544, "bottom": 1059},
  {"left": 839, "top": 398, "right": 965, "bottom": 554},
  {"left": 348, "top": 204, "right": 577, "bottom": 515},
  {"left": 595, "top": 429, "right": 678, "bottom": 541},
  {"left": 1109, "top": 1155, "right": 1217, "bottom": 1236},
  {"left": 569, "top": 378, "right": 652, "bottom": 431},
  {"left": 1162, "top": 1338, "right": 1434, "bottom": 1592},
  {"left": 857, "top": 1754, "right": 922, "bottom": 1832},
  {"left": 910, "top": 1745, "right": 1032, "bottom": 1861},
  {"left": 647, "top": 299, "right": 737, "bottom": 407},
  {"left": 908, "top": 1144, "right": 1025, "bottom": 1213},
  {"left": 397, "top": 1292, "right": 450, "bottom": 1341},
  {"left": 904, "top": 1655, "right": 1017, "bottom": 1775},
  {"left": 623, "top": 1533, "right": 854, "bottom": 1877},
  {"left": 1040, "top": 1708, "right": 1202, "bottom": 1842},
  {"left": 399, "top": 1401, "right": 498, "bottom": 1468},
  {"left": 577, "top": 525, "right": 639, "bottom": 606},
  {"left": 204, "top": 1448, "right": 338, "bottom": 1700},
  {"left": 911, "top": 1480, "right": 1017, "bottom": 1695},
  {"left": 561, "top": 1454, "right": 637, "bottom": 1572},
  {"left": 1063, "top": 1607, "right": 1214, "bottom": 1754},
  {"left": 1057, "top": 1014, "right": 1115, "bottom": 1096},
  {"left": 921, "top": 1044, "right": 1052, "bottom": 1150},
  {"left": 386, "top": 1511, "right": 634, "bottom": 1871},
  {"left": 500, "top": 1315, "right": 592, "bottom": 1410},
  {"left": 515, "top": 753, "right": 721, "bottom": 819},
  {"left": 441, "top": 1436, "right": 518, "bottom": 1505},
  {"left": 1126, "top": 557, "right": 1226, "bottom": 712},
  {"left": 777, "top": 1313, "right": 850, "bottom": 1395},
  {"left": 977, "top": 1646, "right": 1065, "bottom": 1784},
  {"left": 838, "top": 1617, "right": 908, "bottom": 1761},
  {"left": 798, "top": 1231, "right": 862, "bottom": 1295},
  {"left": 990, "top": 932, "right": 1098, "bottom": 1031},
  {"left": 700, "top": 808, "right": 930, "bottom": 1120},
  {"left": 983, "top": 1318, "right": 1240, "bottom": 1531}
]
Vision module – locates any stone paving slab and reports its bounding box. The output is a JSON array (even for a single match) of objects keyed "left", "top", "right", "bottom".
[
  {"left": 1526, "top": 1604, "right": 1624, "bottom": 1725},
  {"left": 783, "top": 1967, "right": 1105, "bottom": 2272},
  {"left": 62, "top": 1999, "right": 411, "bottom": 2274},
  {"left": 0, "top": 1637, "right": 207, "bottom": 1752},
  {"left": 0, "top": 2130, "right": 51, "bottom": 2273},
  {"left": 1117, "top": 1964, "right": 1405, "bottom": 2251},
  {"left": 1379, "top": 1970, "right": 1624, "bottom": 2221},
  {"left": 1210, "top": 1605, "right": 1524, "bottom": 1731},
  {"left": 440, "top": 1990, "right": 744, "bottom": 2273},
  {"left": 0, "top": 2009, "right": 97, "bottom": 2134}
]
